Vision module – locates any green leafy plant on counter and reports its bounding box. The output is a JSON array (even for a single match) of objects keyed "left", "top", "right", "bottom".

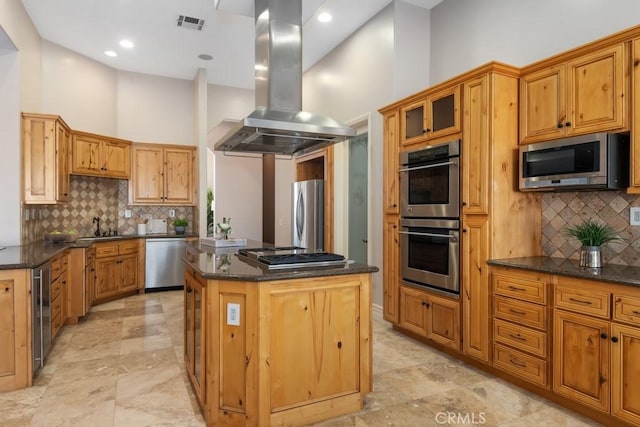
[
  {"left": 172, "top": 218, "right": 189, "bottom": 227},
  {"left": 564, "top": 219, "right": 619, "bottom": 247}
]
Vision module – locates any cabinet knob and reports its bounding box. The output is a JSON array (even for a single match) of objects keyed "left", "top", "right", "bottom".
[
  {"left": 424, "top": 128, "right": 431, "bottom": 133},
  {"left": 421, "top": 301, "right": 430, "bottom": 307},
  {"left": 557, "top": 123, "right": 564, "bottom": 129},
  {"left": 461, "top": 202, "right": 467, "bottom": 207},
  {"left": 565, "top": 122, "right": 571, "bottom": 127},
  {"left": 611, "top": 336, "right": 619, "bottom": 343},
  {"left": 462, "top": 229, "right": 467, "bottom": 233},
  {"left": 600, "top": 333, "right": 608, "bottom": 339}
]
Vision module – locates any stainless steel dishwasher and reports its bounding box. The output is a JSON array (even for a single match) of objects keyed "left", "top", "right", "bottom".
[{"left": 145, "top": 238, "right": 187, "bottom": 290}]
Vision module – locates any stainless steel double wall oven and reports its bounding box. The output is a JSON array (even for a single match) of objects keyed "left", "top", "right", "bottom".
[{"left": 399, "top": 139, "right": 460, "bottom": 296}]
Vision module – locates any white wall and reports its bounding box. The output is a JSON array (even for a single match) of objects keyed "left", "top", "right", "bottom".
[
  {"left": 0, "top": 48, "right": 21, "bottom": 246},
  {"left": 393, "top": 1, "right": 430, "bottom": 99},
  {"left": 302, "top": 4, "right": 398, "bottom": 307},
  {"left": 0, "top": 0, "right": 42, "bottom": 246},
  {"left": 430, "top": 0, "right": 640, "bottom": 84},
  {"left": 41, "top": 40, "right": 117, "bottom": 135},
  {"left": 117, "top": 71, "right": 194, "bottom": 144}
]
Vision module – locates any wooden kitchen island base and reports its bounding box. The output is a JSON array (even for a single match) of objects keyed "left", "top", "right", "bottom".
[{"left": 183, "top": 246, "right": 375, "bottom": 427}]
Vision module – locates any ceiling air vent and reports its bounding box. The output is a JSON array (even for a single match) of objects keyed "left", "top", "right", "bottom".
[{"left": 177, "top": 15, "right": 205, "bottom": 31}]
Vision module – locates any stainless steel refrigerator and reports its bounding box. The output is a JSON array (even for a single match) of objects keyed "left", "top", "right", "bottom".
[{"left": 292, "top": 179, "right": 324, "bottom": 250}]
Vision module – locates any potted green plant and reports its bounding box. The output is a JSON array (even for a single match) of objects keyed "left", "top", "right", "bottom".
[
  {"left": 172, "top": 218, "right": 188, "bottom": 235},
  {"left": 564, "top": 219, "right": 619, "bottom": 267}
]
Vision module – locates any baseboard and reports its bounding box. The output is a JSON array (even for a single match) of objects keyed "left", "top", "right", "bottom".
[{"left": 371, "top": 303, "right": 383, "bottom": 321}]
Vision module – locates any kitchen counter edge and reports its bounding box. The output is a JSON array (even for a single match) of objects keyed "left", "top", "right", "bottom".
[
  {"left": 183, "top": 241, "right": 379, "bottom": 282},
  {"left": 488, "top": 256, "right": 640, "bottom": 288},
  {"left": 0, "top": 233, "right": 197, "bottom": 270}
]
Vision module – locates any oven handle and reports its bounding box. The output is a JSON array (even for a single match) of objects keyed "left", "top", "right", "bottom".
[
  {"left": 399, "top": 230, "right": 458, "bottom": 240},
  {"left": 398, "top": 160, "right": 457, "bottom": 173}
]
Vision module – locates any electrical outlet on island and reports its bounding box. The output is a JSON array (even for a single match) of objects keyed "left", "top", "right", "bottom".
[{"left": 630, "top": 207, "right": 640, "bottom": 225}]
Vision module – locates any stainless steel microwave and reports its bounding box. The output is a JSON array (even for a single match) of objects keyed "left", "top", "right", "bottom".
[{"left": 519, "top": 133, "right": 629, "bottom": 191}]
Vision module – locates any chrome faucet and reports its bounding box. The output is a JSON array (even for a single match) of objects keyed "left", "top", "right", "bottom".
[{"left": 92, "top": 217, "right": 101, "bottom": 237}]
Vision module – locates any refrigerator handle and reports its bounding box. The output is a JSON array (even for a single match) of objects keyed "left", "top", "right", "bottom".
[{"left": 296, "top": 190, "right": 304, "bottom": 242}]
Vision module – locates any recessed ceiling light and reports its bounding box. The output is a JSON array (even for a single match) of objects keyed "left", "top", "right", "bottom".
[
  {"left": 120, "top": 39, "right": 134, "bottom": 49},
  {"left": 318, "top": 12, "right": 332, "bottom": 23},
  {"left": 198, "top": 54, "right": 213, "bottom": 61},
  {"left": 104, "top": 50, "right": 117, "bottom": 57}
]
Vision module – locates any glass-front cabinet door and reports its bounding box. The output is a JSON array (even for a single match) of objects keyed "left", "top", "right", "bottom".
[{"left": 400, "top": 85, "right": 461, "bottom": 146}]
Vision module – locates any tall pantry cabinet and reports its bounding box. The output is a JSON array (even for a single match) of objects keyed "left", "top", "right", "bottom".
[{"left": 460, "top": 65, "right": 541, "bottom": 363}]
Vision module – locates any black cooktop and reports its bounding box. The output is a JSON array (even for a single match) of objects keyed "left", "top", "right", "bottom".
[{"left": 237, "top": 246, "right": 347, "bottom": 269}]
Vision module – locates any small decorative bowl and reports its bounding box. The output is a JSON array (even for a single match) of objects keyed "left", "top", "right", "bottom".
[{"left": 44, "top": 233, "right": 79, "bottom": 243}]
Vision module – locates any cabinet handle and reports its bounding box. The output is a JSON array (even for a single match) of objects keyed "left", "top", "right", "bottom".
[
  {"left": 507, "top": 285, "right": 526, "bottom": 292},
  {"left": 557, "top": 123, "right": 564, "bottom": 129},
  {"left": 568, "top": 297, "right": 592, "bottom": 305},
  {"left": 600, "top": 332, "right": 608, "bottom": 339},
  {"left": 186, "top": 286, "right": 192, "bottom": 293},
  {"left": 509, "top": 358, "right": 527, "bottom": 368},
  {"left": 632, "top": 310, "right": 640, "bottom": 315},
  {"left": 509, "top": 333, "right": 527, "bottom": 341},
  {"left": 611, "top": 336, "right": 619, "bottom": 343},
  {"left": 564, "top": 122, "right": 571, "bottom": 127},
  {"left": 508, "top": 308, "right": 526, "bottom": 316}
]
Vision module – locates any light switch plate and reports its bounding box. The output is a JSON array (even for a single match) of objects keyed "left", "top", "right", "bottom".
[
  {"left": 227, "top": 303, "right": 240, "bottom": 326},
  {"left": 168, "top": 209, "right": 176, "bottom": 218},
  {"left": 631, "top": 207, "right": 640, "bottom": 225}
]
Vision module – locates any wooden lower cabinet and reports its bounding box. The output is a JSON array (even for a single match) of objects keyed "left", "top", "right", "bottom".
[
  {"left": 553, "top": 309, "right": 610, "bottom": 412},
  {"left": 611, "top": 323, "right": 640, "bottom": 425},
  {"left": 399, "top": 285, "right": 460, "bottom": 350},
  {"left": 461, "top": 216, "right": 490, "bottom": 362},
  {"left": 93, "top": 240, "right": 139, "bottom": 303},
  {"left": 382, "top": 216, "right": 400, "bottom": 323},
  {"left": 184, "top": 267, "right": 206, "bottom": 408},
  {"left": 552, "top": 277, "right": 640, "bottom": 425},
  {"left": 0, "top": 269, "right": 30, "bottom": 392},
  {"left": 194, "top": 273, "right": 372, "bottom": 426}
]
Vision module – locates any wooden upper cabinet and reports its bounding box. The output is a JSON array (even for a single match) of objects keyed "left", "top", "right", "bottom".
[
  {"left": 400, "top": 84, "right": 461, "bottom": 146},
  {"left": 520, "top": 43, "right": 627, "bottom": 144},
  {"left": 22, "top": 113, "right": 71, "bottom": 204},
  {"left": 130, "top": 143, "right": 197, "bottom": 205},
  {"left": 631, "top": 38, "right": 640, "bottom": 189},
  {"left": 462, "top": 74, "right": 490, "bottom": 215},
  {"left": 71, "top": 131, "right": 131, "bottom": 179},
  {"left": 383, "top": 110, "right": 399, "bottom": 214}
]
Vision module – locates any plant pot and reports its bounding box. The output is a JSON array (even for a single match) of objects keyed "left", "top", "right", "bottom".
[
  {"left": 579, "top": 245, "right": 602, "bottom": 268},
  {"left": 175, "top": 226, "right": 186, "bottom": 235}
]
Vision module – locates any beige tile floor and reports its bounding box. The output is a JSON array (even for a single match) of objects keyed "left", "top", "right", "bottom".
[{"left": 0, "top": 291, "right": 601, "bottom": 427}]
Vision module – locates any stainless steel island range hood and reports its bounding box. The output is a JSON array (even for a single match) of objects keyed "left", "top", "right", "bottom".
[{"left": 214, "top": 0, "right": 356, "bottom": 156}]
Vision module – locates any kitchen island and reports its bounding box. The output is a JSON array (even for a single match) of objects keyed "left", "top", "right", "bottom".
[{"left": 182, "top": 241, "right": 378, "bottom": 426}]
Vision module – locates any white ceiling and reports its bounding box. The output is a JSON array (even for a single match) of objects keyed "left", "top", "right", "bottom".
[{"left": 20, "top": 0, "right": 442, "bottom": 89}]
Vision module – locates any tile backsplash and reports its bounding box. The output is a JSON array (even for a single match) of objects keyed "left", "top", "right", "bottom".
[
  {"left": 22, "top": 175, "right": 195, "bottom": 244},
  {"left": 542, "top": 191, "right": 640, "bottom": 266}
]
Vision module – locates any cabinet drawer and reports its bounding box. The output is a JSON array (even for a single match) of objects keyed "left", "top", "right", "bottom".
[
  {"left": 51, "top": 311, "right": 63, "bottom": 338},
  {"left": 494, "top": 296, "right": 547, "bottom": 330},
  {"left": 51, "top": 257, "right": 62, "bottom": 280},
  {"left": 494, "top": 343, "right": 547, "bottom": 387},
  {"left": 51, "top": 293, "right": 63, "bottom": 319},
  {"left": 51, "top": 278, "right": 62, "bottom": 301},
  {"left": 95, "top": 243, "right": 119, "bottom": 258},
  {"left": 493, "top": 271, "right": 547, "bottom": 304},
  {"left": 555, "top": 285, "right": 610, "bottom": 319},
  {"left": 118, "top": 241, "right": 138, "bottom": 255},
  {"left": 614, "top": 293, "right": 640, "bottom": 326},
  {"left": 493, "top": 318, "right": 547, "bottom": 358}
]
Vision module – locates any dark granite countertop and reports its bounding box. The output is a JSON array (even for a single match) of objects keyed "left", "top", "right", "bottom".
[
  {"left": 0, "top": 233, "right": 197, "bottom": 270},
  {"left": 183, "top": 240, "right": 379, "bottom": 282},
  {"left": 488, "top": 256, "right": 640, "bottom": 288}
]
